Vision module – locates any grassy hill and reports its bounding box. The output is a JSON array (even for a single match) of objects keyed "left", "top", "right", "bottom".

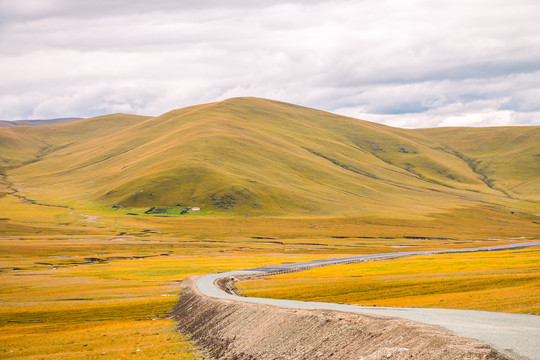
[
  {"left": 1, "top": 97, "right": 538, "bottom": 218},
  {"left": 414, "top": 126, "right": 540, "bottom": 201}
]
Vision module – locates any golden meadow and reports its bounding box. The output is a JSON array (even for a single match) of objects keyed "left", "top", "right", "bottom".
[{"left": 1, "top": 98, "right": 538, "bottom": 358}]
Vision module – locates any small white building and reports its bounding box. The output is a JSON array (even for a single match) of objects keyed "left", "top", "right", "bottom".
[{"left": 190, "top": 207, "right": 201, "bottom": 212}]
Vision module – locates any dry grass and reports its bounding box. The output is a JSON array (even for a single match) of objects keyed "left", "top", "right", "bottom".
[
  {"left": 0, "top": 232, "right": 326, "bottom": 359},
  {"left": 1, "top": 201, "right": 538, "bottom": 358},
  {"left": 0, "top": 320, "right": 199, "bottom": 359},
  {"left": 237, "top": 248, "right": 540, "bottom": 314},
  {"left": 0, "top": 190, "right": 539, "bottom": 358}
]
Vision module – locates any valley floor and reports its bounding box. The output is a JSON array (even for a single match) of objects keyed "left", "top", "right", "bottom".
[{"left": 0, "top": 194, "right": 539, "bottom": 359}]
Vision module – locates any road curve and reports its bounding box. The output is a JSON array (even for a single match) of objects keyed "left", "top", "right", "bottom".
[{"left": 196, "top": 241, "right": 540, "bottom": 360}]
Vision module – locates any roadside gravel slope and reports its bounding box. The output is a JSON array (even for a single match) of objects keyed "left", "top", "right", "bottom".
[{"left": 173, "top": 277, "right": 512, "bottom": 360}]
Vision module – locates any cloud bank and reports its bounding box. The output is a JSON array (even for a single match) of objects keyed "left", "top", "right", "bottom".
[{"left": 1, "top": 0, "right": 539, "bottom": 127}]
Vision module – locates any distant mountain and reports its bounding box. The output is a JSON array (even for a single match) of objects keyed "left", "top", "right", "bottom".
[
  {"left": 0, "top": 98, "right": 538, "bottom": 217},
  {"left": 0, "top": 118, "right": 83, "bottom": 127}
]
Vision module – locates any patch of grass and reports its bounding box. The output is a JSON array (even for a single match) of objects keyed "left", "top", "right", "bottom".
[
  {"left": 0, "top": 320, "right": 200, "bottom": 359},
  {"left": 0, "top": 263, "right": 201, "bottom": 359}
]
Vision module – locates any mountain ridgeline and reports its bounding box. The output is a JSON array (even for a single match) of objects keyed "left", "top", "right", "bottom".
[
  {"left": 0, "top": 97, "right": 538, "bottom": 218},
  {"left": 0, "top": 118, "right": 83, "bottom": 128}
]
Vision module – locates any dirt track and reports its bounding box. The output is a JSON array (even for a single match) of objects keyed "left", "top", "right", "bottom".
[{"left": 172, "top": 277, "right": 512, "bottom": 360}]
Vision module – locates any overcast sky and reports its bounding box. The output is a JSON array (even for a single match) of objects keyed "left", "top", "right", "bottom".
[{"left": 1, "top": 0, "right": 539, "bottom": 127}]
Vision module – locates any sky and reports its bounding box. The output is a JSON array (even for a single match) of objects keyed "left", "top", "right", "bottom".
[{"left": 1, "top": 0, "right": 539, "bottom": 128}]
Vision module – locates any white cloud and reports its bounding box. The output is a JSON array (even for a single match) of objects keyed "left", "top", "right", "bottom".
[{"left": 0, "top": 0, "right": 539, "bottom": 127}]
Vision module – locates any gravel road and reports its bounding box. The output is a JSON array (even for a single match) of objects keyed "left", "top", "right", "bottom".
[{"left": 197, "top": 241, "right": 540, "bottom": 360}]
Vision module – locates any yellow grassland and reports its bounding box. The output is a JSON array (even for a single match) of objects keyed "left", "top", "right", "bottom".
[
  {"left": 237, "top": 248, "right": 540, "bottom": 314},
  {"left": 1, "top": 192, "right": 538, "bottom": 358},
  {"left": 0, "top": 231, "right": 327, "bottom": 359}
]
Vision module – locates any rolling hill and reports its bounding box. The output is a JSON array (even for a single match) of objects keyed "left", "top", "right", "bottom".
[{"left": 0, "top": 97, "right": 538, "bottom": 218}]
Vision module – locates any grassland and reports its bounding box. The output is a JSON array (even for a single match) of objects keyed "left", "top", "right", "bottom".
[
  {"left": 237, "top": 248, "right": 540, "bottom": 314},
  {"left": 0, "top": 97, "right": 538, "bottom": 358},
  {"left": 1, "top": 198, "right": 537, "bottom": 358},
  {"left": 1, "top": 97, "right": 538, "bottom": 219},
  {"left": 0, "top": 224, "right": 327, "bottom": 359}
]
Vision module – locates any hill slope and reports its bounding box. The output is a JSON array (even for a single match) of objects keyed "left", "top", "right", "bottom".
[{"left": 1, "top": 98, "right": 538, "bottom": 217}]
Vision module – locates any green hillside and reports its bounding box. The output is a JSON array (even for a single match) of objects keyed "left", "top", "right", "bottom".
[
  {"left": 1, "top": 97, "right": 538, "bottom": 217},
  {"left": 414, "top": 126, "right": 540, "bottom": 201}
]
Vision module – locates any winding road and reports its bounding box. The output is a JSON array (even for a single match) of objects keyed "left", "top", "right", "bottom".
[{"left": 196, "top": 241, "right": 540, "bottom": 360}]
